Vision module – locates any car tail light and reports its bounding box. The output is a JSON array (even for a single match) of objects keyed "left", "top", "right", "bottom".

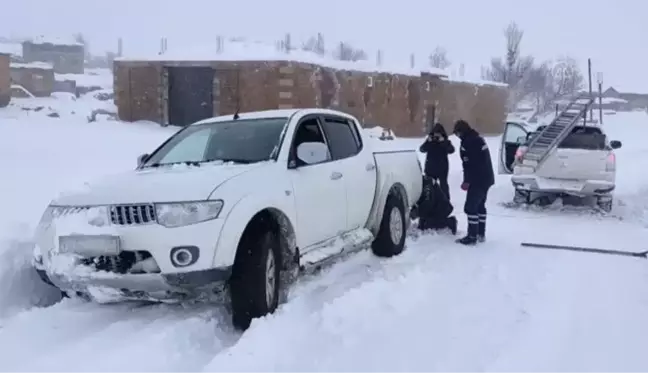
[
  {"left": 606, "top": 152, "right": 616, "bottom": 172},
  {"left": 514, "top": 146, "right": 527, "bottom": 164}
]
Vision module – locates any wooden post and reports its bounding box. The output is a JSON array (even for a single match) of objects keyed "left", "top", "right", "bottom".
[
  {"left": 597, "top": 72, "right": 604, "bottom": 125},
  {"left": 588, "top": 58, "right": 593, "bottom": 120},
  {"left": 284, "top": 33, "right": 292, "bottom": 54}
]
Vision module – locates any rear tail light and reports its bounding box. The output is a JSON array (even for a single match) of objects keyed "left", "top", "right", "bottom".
[
  {"left": 606, "top": 152, "right": 616, "bottom": 172},
  {"left": 514, "top": 147, "right": 527, "bottom": 164}
]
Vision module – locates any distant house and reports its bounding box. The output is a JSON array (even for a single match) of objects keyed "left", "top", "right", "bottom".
[
  {"left": 591, "top": 96, "right": 629, "bottom": 111},
  {"left": 10, "top": 61, "right": 55, "bottom": 97},
  {"left": 22, "top": 36, "right": 84, "bottom": 74},
  {"left": 603, "top": 87, "right": 621, "bottom": 98},
  {"left": 603, "top": 86, "right": 648, "bottom": 111}
]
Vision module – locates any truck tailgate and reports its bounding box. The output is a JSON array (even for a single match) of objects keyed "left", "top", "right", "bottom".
[
  {"left": 536, "top": 148, "right": 608, "bottom": 180},
  {"left": 372, "top": 149, "right": 422, "bottom": 210}
]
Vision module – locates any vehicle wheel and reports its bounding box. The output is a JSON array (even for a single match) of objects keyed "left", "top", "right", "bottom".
[
  {"left": 513, "top": 189, "right": 528, "bottom": 204},
  {"left": 372, "top": 190, "right": 406, "bottom": 258},
  {"left": 229, "top": 218, "right": 281, "bottom": 331},
  {"left": 597, "top": 195, "right": 613, "bottom": 212}
]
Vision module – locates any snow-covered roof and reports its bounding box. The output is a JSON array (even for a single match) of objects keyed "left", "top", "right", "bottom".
[
  {"left": 117, "top": 39, "right": 442, "bottom": 77},
  {"left": 0, "top": 42, "right": 22, "bottom": 56},
  {"left": 117, "top": 38, "right": 504, "bottom": 87},
  {"left": 28, "top": 35, "right": 83, "bottom": 47},
  {"left": 10, "top": 61, "right": 54, "bottom": 70}
]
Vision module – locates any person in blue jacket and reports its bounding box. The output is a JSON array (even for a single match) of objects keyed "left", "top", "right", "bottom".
[{"left": 452, "top": 119, "right": 495, "bottom": 245}]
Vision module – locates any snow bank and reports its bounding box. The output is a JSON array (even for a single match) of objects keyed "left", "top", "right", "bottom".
[
  {"left": 0, "top": 225, "right": 63, "bottom": 321},
  {"left": 56, "top": 68, "right": 113, "bottom": 89}
]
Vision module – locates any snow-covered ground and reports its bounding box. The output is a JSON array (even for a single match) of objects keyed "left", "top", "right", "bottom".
[{"left": 2, "top": 97, "right": 648, "bottom": 371}]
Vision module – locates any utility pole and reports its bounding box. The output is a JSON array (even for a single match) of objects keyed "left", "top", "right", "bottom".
[{"left": 597, "top": 72, "right": 604, "bottom": 125}]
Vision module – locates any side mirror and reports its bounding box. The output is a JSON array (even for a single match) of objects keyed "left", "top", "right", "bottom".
[
  {"left": 137, "top": 153, "right": 149, "bottom": 167},
  {"left": 296, "top": 142, "right": 330, "bottom": 166},
  {"left": 516, "top": 136, "right": 527, "bottom": 144},
  {"left": 610, "top": 140, "right": 622, "bottom": 149}
]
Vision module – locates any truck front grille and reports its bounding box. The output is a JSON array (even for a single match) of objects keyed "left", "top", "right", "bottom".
[{"left": 110, "top": 204, "right": 156, "bottom": 225}]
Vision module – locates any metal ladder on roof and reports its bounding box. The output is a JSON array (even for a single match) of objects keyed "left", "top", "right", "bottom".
[{"left": 520, "top": 94, "right": 595, "bottom": 172}]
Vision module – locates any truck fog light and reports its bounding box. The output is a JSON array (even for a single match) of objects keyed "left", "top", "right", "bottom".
[{"left": 170, "top": 246, "right": 199, "bottom": 267}]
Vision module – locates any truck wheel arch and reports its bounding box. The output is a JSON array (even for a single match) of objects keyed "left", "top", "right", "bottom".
[
  {"left": 367, "top": 181, "right": 410, "bottom": 236},
  {"left": 212, "top": 200, "right": 297, "bottom": 274}
]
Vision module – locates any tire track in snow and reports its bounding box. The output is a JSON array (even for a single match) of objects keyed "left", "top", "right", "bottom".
[
  {"left": 202, "top": 227, "right": 558, "bottom": 371},
  {"left": 0, "top": 299, "right": 238, "bottom": 371},
  {"left": 486, "top": 251, "right": 648, "bottom": 371}
]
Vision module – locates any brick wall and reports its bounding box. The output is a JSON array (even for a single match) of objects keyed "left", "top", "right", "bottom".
[{"left": 114, "top": 60, "right": 508, "bottom": 135}]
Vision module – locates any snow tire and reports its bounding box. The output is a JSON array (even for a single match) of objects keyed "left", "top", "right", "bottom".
[
  {"left": 371, "top": 190, "right": 406, "bottom": 258},
  {"left": 597, "top": 195, "right": 613, "bottom": 213},
  {"left": 229, "top": 217, "right": 281, "bottom": 331}
]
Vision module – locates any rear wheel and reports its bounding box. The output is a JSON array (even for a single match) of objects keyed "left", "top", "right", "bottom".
[
  {"left": 372, "top": 190, "right": 407, "bottom": 257},
  {"left": 597, "top": 194, "right": 613, "bottom": 212},
  {"left": 229, "top": 218, "right": 281, "bottom": 331},
  {"left": 513, "top": 189, "right": 528, "bottom": 204}
]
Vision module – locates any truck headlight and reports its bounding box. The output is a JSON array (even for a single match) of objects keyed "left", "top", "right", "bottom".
[
  {"left": 36, "top": 205, "right": 110, "bottom": 231},
  {"left": 155, "top": 201, "right": 224, "bottom": 228}
]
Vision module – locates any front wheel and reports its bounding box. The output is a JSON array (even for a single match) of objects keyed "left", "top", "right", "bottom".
[
  {"left": 372, "top": 190, "right": 407, "bottom": 257},
  {"left": 229, "top": 219, "right": 281, "bottom": 331}
]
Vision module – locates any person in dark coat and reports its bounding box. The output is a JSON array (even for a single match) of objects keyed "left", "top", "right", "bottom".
[
  {"left": 410, "top": 176, "right": 458, "bottom": 235},
  {"left": 452, "top": 119, "right": 495, "bottom": 245},
  {"left": 419, "top": 123, "right": 454, "bottom": 200}
]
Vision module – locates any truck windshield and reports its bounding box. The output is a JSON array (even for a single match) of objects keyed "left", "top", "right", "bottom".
[
  {"left": 526, "top": 126, "right": 606, "bottom": 150},
  {"left": 143, "top": 117, "right": 288, "bottom": 167}
]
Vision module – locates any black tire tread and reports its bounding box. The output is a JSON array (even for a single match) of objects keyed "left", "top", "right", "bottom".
[
  {"left": 229, "top": 217, "right": 281, "bottom": 330},
  {"left": 371, "top": 190, "right": 406, "bottom": 258}
]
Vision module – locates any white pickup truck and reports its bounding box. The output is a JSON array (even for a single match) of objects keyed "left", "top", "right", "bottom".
[
  {"left": 498, "top": 121, "right": 622, "bottom": 211},
  {"left": 32, "top": 108, "right": 422, "bottom": 329}
]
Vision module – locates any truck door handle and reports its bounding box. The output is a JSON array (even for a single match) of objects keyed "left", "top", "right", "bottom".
[
  {"left": 330, "top": 172, "right": 343, "bottom": 180},
  {"left": 366, "top": 163, "right": 376, "bottom": 171}
]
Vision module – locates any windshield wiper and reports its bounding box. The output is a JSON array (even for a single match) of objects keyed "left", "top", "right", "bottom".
[
  {"left": 146, "top": 161, "right": 201, "bottom": 168},
  {"left": 202, "top": 158, "right": 254, "bottom": 164}
]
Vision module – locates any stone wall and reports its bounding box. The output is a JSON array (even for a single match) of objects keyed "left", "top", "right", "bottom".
[
  {"left": 114, "top": 59, "right": 508, "bottom": 136},
  {"left": 0, "top": 54, "right": 9, "bottom": 107},
  {"left": 10, "top": 65, "right": 55, "bottom": 97}
]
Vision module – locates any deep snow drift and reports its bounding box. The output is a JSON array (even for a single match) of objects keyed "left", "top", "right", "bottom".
[{"left": 2, "top": 99, "right": 648, "bottom": 371}]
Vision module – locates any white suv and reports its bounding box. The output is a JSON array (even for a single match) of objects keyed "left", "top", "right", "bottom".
[{"left": 498, "top": 122, "right": 622, "bottom": 211}]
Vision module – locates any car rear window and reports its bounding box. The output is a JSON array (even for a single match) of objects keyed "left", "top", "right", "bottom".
[{"left": 526, "top": 126, "right": 606, "bottom": 150}]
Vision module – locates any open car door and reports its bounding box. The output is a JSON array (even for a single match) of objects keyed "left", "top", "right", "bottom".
[{"left": 499, "top": 121, "right": 529, "bottom": 174}]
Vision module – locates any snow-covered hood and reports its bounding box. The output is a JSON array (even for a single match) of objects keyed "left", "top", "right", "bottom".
[{"left": 52, "top": 162, "right": 267, "bottom": 206}]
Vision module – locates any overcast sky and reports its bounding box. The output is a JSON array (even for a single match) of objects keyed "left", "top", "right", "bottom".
[{"left": 3, "top": 0, "right": 646, "bottom": 92}]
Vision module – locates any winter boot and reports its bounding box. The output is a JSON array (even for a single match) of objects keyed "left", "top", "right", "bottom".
[
  {"left": 456, "top": 218, "right": 479, "bottom": 245},
  {"left": 447, "top": 216, "right": 458, "bottom": 235},
  {"left": 477, "top": 214, "right": 487, "bottom": 243}
]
